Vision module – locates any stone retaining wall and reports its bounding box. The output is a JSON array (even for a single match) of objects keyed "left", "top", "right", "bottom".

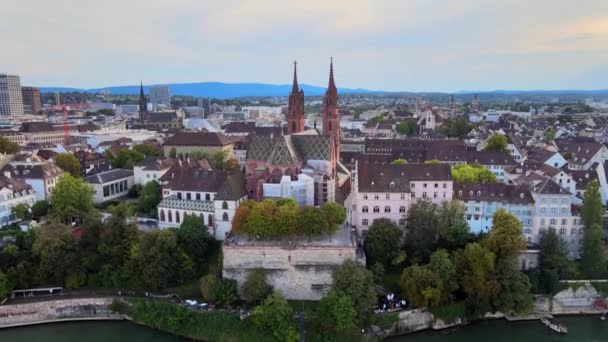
[{"left": 0, "top": 298, "right": 120, "bottom": 327}]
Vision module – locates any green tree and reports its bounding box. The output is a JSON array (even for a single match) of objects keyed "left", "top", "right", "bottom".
[
  {"left": 428, "top": 249, "right": 458, "bottom": 302},
  {"left": 483, "top": 209, "right": 526, "bottom": 261},
  {"left": 0, "top": 271, "right": 10, "bottom": 299},
  {"left": 391, "top": 159, "right": 407, "bottom": 165},
  {"left": 493, "top": 260, "right": 533, "bottom": 314},
  {"left": 332, "top": 260, "right": 376, "bottom": 323},
  {"left": 251, "top": 292, "right": 298, "bottom": 342},
  {"left": 31, "top": 200, "right": 50, "bottom": 221},
  {"left": 32, "top": 222, "right": 81, "bottom": 286},
  {"left": 537, "top": 229, "right": 575, "bottom": 294},
  {"left": 0, "top": 137, "right": 19, "bottom": 154},
  {"left": 199, "top": 274, "right": 237, "bottom": 306},
  {"left": 405, "top": 199, "right": 439, "bottom": 263},
  {"left": 580, "top": 181, "right": 606, "bottom": 278},
  {"left": 454, "top": 243, "right": 499, "bottom": 307},
  {"left": 133, "top": 229, "right": 181, "bottom": 290},
  {"left": 321, "top": 202, "right": 346, "bottom": 230},
  {"left": 297, "top": 206, "right": 329, "bottom": 238},
  {"left": 110, "top": 149, "right": 145, "bottom": 169},
  {"left": 177, "top": 214, "right": 211, "bottom": 275},
  {"left": 11, "top": 203, "right": 31, "bottom": 221},
  {"left": 132, "top": 143, "right": 160, "bottom": 157},
  {"left": 451, "top": 164, "right": 498, "bottom": 184},
  {"left": 484, "top": 134, "right": 508, "bottom": 152},
  {"left": 545, "top": 129, "right": 556, "bottom": 141},
  {"left": 136, "top": 181, "right": 162, "bottom": 217},
  {"left": 54, "top": 153, "right": 82, "bottom": 177},
  {"left": 168, "top": 147, "right": 177, "bottom": 158},
  {"left": 363, "top": 218, "right": 402, "bottom": 267},
  {"left": 400, "top": 264, "right": 443, "bottom": 307},
  {"left": 241, "top": 268, "right": 271, "bottom": 304},
  {"left": 317, "top": 291, "right": 358, "bottom": 332},
  {"left": 439, "top": 119, "right": 471, "bottom": 138},
  {"left": 50, "top": 174, "right": 94, "bottom": 223},
  {"left": 397, "top": 121, "right": 416, "bottom": 135},
  {"left": 437, "top": 200, "right": 469, "bottom": 250}
]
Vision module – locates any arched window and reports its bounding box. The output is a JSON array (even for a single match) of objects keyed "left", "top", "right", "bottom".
[
  {"left": 175, "top": 211, "right": 180, "bottom": 223},
  {"left": 160, "top": 209, "right": 166, "bottom": 222},
  {"left": 208, "top": 214, "right": 213, "bottom": 226},
  {"left": 168, "top": 210, "right": 173, "bottom": 223},
  {"left": 384, "top": 206, "right": 391, "bottom": 213},
  {"left": 291, "top": 122, "right": 296, "bottom": 132},
  {"left": 328, "top": 122, "right": 332, "bottom": 131},
  {"left": 373, "top": 206, "right": 380, "bottom": 213},
  {"left": 362, "top": 206, "right": 368, "bottom": 213},
  {"left": 222, "top": 201, "right": 228, "bottom": 210},
  {"left": 222, "top": 212, "right": 229, "bottom": 221}
]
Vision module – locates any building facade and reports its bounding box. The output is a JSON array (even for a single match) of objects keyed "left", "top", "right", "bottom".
[
  {"left": 84, "top": 169, "right": 134, "bottom": 203},
  {"left": 0, "top": 174, "right": 36, "bottom": 226},
  {"left": 149, "top": 85, "right": 171, "bottom": 111},
  {"left": 0, "top": 74, "right": 24, "bottom": 116},
  {"left": 21, "top": 87, "right": 41, "bottom": 115}
]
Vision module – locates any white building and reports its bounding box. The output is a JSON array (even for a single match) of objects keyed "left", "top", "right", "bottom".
[
  {"left": 0, "top": 74, "right": 24, "bottom": 116},
  {"left": 133, "top": 157, "right": 175, "bottom": 186},
  {"left": 263, "top": 174, "right": 315, "bottom": 207},
  {"left": 0, "top": 174, "right": 36, "bottom": 226},
  {"left": 84, "top": 169, "right": 134, "bottom": 203},
  {"left": 149, "top": 86, "right": 171, "bottom": 111},
  {"left": 4, "top": 161, "right": 64, "bottom": 202}
]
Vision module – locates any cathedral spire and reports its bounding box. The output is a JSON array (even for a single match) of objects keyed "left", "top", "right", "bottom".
[
  {"left": 291, "top": 61, "right": 299, "bottom": 93},
  {"left": 138, "top": 81, "right": 147, "bottom": 123},
  {"left": 328, "top": 57, "right": 336, "bottom": 92}
]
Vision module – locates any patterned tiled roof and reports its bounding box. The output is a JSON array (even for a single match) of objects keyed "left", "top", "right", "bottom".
[
  {"left": 247, "top": 134, "right": 333, "bottom": 165},
  {"left": 158, "top": 195, "right": 214, "bottom": 212}
]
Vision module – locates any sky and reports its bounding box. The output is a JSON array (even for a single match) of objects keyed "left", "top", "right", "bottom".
[{"left": 2, "top": 0, "right": 608, "bottom": 92}]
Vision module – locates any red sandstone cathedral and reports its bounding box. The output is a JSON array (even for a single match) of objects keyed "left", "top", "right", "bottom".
[{"left": 245, "top": 59, "right": 349, "bottom": 205}]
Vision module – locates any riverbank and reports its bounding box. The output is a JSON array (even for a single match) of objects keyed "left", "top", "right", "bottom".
[{"left": 0, "top": 298, "right": 122, "bottom": 329}]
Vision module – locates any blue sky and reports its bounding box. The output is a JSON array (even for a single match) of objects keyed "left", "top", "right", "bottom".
[{"left": 2, "top": 0, "right": 607, "bottom": 92}]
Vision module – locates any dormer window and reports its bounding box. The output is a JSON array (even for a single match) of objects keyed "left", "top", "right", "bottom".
[
  {"left": 477, "top": 191, "right": 481, "bottom": 196},
  {"left": 389, "top": 181, "right": 395, "bottom": 189},
  {"left": 370, "top": 181, "right": 375, "bottom": 187}
]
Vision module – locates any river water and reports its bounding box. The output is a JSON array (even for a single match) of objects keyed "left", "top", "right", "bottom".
[{"left": 0, "top": 317, "right": 607, "bottom": 341}]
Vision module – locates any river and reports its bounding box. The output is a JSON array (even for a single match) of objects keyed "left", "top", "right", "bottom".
[{"left": 0, "top": 317, "right": 607, "bottom": 341}]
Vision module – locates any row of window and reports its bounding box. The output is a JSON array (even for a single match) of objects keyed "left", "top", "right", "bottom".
[
  {"left": 364, "top": 193, "right": 407, "bottom": 200},
  {"left": 538, "top": 207, "right": 570, "bottom": 215},
  {"left": 102, "top": 180, "right": 129, "bottom": 197},
  {"left": 362, "top": 205, "right": 407, "bottom": 213},
  {"left": 362, "top": 218, "right": 406, "bottom": 226}
]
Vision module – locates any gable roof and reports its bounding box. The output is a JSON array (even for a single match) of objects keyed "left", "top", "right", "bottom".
[
  {"left": 454, "top": 183, "right": 534, "bottom": 204},
  {"left": 247, "top": 134, "right": 333, "bottom": 165},
  {"left": 357, "top": 161, "right": 452, "bottom": 193},
  {"left": 164, "top": 131, "right": 232, "bottom": 147},
  {"left": 84, "top": 169, "right": 133, "bottom": 184}
]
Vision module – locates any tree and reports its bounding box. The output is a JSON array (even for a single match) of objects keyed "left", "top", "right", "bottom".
[
  {"left": 483, "top": 209, "right": 526, "bottom": 262},
  {"left": 32, "top": 222, "right": 81, "bottom": 286},
  {"left": 332, "top": 260, "right": 376, "bottom": 323},
  {"left": 391, "top": 159, "right": 407, "bottom": 165},
  {"left": 400, "top": 265, "right": 443, "bottom": 307},
  {"left": 131, "top": 229, "right": 182, "bottom": 290},
  {"left": 0, "top": 271, "right": 9, "bottom": 299},
  {"left": 251, "top": 292, "right": 298, "bottom": 342},
  {"left": 321, "top": 202, "right": 346, "bottom": 231},
  {"left": 545, "top": 129, "right": 556, "bottom": 141},
  {"left": 363, "top": 218, "right": 402, "bottom": 267},
  {"left": 133, "top": 143, "right": 160, "bottom": 157},
  {"left": 397, "top": 121, "right": 416, "bottom": 135},
  {"left": 54, "top": 153, "right": 82, "bottom": 177},
  {"left": 11, "top": 203, "right": 31, "bottom": 221},
  {"left": 439, "top": 119, "right": 471, "bottom": 138},
  {"left": 168, "top": 148, "right": 177, "bottom": 158},
  {"left": 297, "top": 206, "right": 329, "bottom": 238},
  {"left": 317, "top": 291, "right": 358, "bottom": 332},
  {"left": 50, "top": 174, "right": 94, "bottom": 223},
  {"left": 241, "top": 268, "right": 271, "bottom": 304},
  {"left": 437, "top": 200, "right": 469, "bottom": 250},
  {"left": 110, "top": 149, "right": 145, "bottom": 169},
  {"left": 405, "top": 199, "right": 439, "bottom": 263},
  {"left": 199, "top": 274, "right": 237, "bottom": 306},
  {"left": 454, "top": 243, "right": 499, "bottom": 305},
  {"left": 31, "top": 200, "right": 50, "bottom": 221},
  {"left": 580, "top": 180, "right": 606, "bottom": 278},
  {"left": 484, "top": 134, "right": 508, "bottom": 153},
  {"left": 451, "top": 164, "right": 498, "bottom": 184},
  {"left": 428, "top": 249, "right": 458, "bottom": 302},
  {"left": 493, "top": 260, "right": 533, "bottom": 314},
  {"left": 177, "top": 214, "right": 211, "bottom": 275},
  {"left": 538, "top": 229, "right": 575, "bottom": 293},
  {"left": 137, "top": 181, "right": 162, "bottom": 217},
  {"left": 0, "top": 137, "right": 20, "bottom": 154}
]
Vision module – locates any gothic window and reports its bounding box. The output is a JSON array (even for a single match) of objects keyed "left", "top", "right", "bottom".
[
  {"left": 168, "top": 210, "right": 173, "bottom": 223},
  {"left": 292, "top": 122, "right": 296, "bottom": 132},
  {"left": 222, "top": 201, "right": 228, "bottom": 210},
  {"left": 222, "top": 212, "right": 229, "bottom": 221},
  {"left": 160, "top": 209, "right": 165, "bottom": 222},
  {"left": 329, "top": 122, "right": 332, "bottom": 131},
  {"left": 175, "top": 211, "right": 180, "bottom": 224}
]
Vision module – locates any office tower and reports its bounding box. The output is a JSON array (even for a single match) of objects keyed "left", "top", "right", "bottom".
[
  {"left": 149, "top": 85, "right": 170, "bottom": 111},
  {"left": 0, "top": 74, "right": 24, "bottom": 115},
  {"left": 21, "top": 86, "right": 42, "bottom": 114}
]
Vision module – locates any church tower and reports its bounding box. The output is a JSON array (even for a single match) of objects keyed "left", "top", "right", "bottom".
[
  {"left": 287, "top": 61, "right": 305, "bottom": 134},
  {"left": 321, "top": 58, "right": 340, "bottom": 162},
  {"left": 138, "top": 81, "right": 148, "bottom": 124}
]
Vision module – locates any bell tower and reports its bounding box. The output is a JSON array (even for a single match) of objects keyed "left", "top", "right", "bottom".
[
  {"left": 287, "top": 61, "right": 305, "bottom": 134},
  {"left": 321, "top": 57, "right": 340, "bottom": 160}
]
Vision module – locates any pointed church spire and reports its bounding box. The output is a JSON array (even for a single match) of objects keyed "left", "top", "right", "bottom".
[
  {"left": 291, "top": 61, "right": 299, "bottom": 93},
  {"left": 138, "top": 81, "right": 147, "bottom": 124},
  {"left": 328, "top": 57, "right": 336, "bottom": 91}
]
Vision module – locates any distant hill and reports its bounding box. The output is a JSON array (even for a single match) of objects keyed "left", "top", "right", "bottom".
[{"left": 40, "top": 82, "right": 376, "bottom": 99}]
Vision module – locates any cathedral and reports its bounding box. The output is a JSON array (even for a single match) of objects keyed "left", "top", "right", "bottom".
[{"left": 245, "top": 60, "right": 350, "bottom": 205}]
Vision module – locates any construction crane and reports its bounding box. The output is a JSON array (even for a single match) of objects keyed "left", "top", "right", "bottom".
[{"left": 61, "top": 105, "right": 69, "bottom": 145}]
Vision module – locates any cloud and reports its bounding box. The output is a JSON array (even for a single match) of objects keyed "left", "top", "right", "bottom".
[{"left": 1, "top": 0, "right": 607, "bottom": 91}]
